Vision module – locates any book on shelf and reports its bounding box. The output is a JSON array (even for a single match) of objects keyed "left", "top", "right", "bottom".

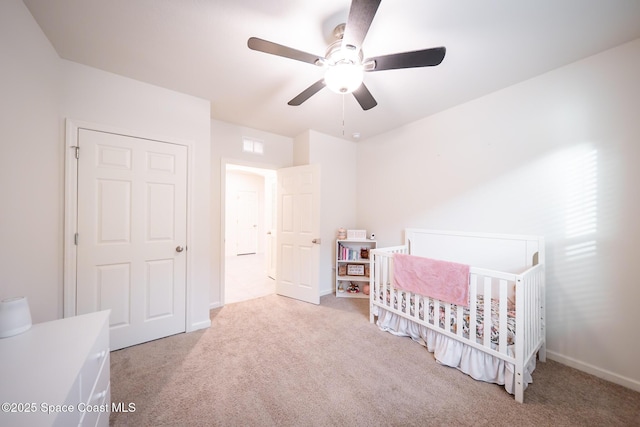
[{"left": 338, "top": 243, "right": 362, "bottom": 261}]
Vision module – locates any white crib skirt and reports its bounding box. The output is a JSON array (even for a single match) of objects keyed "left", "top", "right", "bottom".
[{"left": 375, "top": 307, "right": 536, "bottom": 395}]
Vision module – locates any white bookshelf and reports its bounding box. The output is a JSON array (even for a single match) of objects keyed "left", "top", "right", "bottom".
[{"left": 335, "top": 239, "right": 376, "bottom": 299}]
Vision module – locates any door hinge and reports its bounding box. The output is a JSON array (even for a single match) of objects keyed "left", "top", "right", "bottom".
[
  {"left": 72, "top": 146, "right": 79, "bottom": 159},
  {"left": 74, "top": 233, "right": 79, "bottom": 245}
]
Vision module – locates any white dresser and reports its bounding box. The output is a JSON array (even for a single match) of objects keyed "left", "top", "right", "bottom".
[{"left": 0, "top": 310, "right": 110, "bottom": 427}]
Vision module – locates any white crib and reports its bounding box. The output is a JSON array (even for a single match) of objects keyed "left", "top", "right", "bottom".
[{"left": 369, "top": 229, "right": 546, "bottom": 403}]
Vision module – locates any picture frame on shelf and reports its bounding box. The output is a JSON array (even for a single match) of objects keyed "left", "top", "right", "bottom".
[{"left": 347, "top": 264, "right": 365, "bottom": 276}]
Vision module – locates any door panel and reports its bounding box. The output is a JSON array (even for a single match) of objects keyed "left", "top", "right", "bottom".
[
  {"left": 98, "top": 179, "right": 131, "bottom": 243},
  {"left": 97, "top": 263, "right": 130, "bottom": 328},
  {"left": 147, "top": 184, "right": 176, "bottom": 240},
  {"left": 299, "top": 246, "right": 312, "bottom": 289},
  {"left": 276, "top": 164, "right": 321, "bottom": 304},
  {"left": 146, "top": 259, "right": 175, "bottom": 319},
  {"left": 76, "top": 129, "right": 187, "bottom": 350}
]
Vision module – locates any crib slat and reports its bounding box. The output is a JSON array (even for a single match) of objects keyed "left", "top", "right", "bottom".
[
  {"left": 499, "top": 279, "right": 508, "bottom": 354},
  {"left": 524, "top": 276, "right": 531, "bottom": 353},
  {"left": 469, "top": 275, "right": 477, "bottom": 341},
  {"left": 535, "top": 270, "right": 543, "bottom": 351},
  {"left": 382, "top": 256, "right": 387, "bottom": 308},
  {"left": 528, "top": 274, "right": 534, "bottom": 351},
  {"left": 383, "top": 257, "right": 390, "bottom": 309},
  {"left": 376, "top": 254, "right": 382, "bottom": 305},
  {"left": 374, "top": 253, "right": 381, "bottom": 301},
  {"left": 456, "top": 305, "right": 464, "bottom": 337},
  {"left": 412, "top": 293, "right": 418, "bottom": 320},
  {"left": 533, "top": 272, "right": 540, "bottom": 346},
  {"left": 444, "top": 303, "right": 452, "bottom": 333},
  {"left": 483, "top": 277, "right": 492, "bottom": 348}
]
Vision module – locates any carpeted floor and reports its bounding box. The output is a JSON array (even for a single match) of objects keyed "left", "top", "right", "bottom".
[{"left": 109, "top": 294, "right": 640, "bottom": 426}]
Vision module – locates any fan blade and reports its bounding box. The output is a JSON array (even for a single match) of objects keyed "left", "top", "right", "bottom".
[
  {"left": 366, "top": 47, "right": 446, "bottom": 71},
  {"left": 248, "top": 37, "right": 323, "bottom": 65},
  {"left": 342, "top": 0, "right": 381, "bottom": 52},
  {"left": 288, "top": 80, "right": 327, "bottom": 106},
  {"left": 352, "top": 83, "right": 377, "bottom": 110}
]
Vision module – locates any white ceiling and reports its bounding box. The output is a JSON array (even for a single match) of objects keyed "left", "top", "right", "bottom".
[{"left": 23, "top": 0, "right": 640, "bottom": 141}]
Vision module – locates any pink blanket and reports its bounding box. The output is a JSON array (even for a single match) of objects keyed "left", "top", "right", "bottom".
[{"left": 393, "top": 254, "right": 470, "bottom": 306}]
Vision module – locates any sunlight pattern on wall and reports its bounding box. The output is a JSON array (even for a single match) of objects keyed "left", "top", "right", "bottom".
[{"left": 564, "top": 149, "right": 598, "bottom": 261}]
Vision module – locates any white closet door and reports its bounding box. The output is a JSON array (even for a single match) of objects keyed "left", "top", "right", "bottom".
[{"left": 76, "top": 129, "right": 187, "bottom": 350}]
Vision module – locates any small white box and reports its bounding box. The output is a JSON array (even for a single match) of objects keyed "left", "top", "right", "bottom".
[{"left": 347, "top": 229, "right": 366, "bottom": 240}]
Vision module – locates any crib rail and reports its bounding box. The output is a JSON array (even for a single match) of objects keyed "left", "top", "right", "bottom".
[
  {"left": 369, "top": 246, "right": 408, "bottom": 323},
  {"left": 514, "top": 262, "right": 546, "bottom": 402},
  {"left": 371, "top": 248, "right": 515, "bottom": 359},
  {"left": 369, "top": 246, "right": 546, "bottom": 402}
]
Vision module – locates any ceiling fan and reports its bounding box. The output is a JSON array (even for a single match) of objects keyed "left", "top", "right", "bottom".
[{"left": 247, "top": 0, "right": 446, "bottom": 111}]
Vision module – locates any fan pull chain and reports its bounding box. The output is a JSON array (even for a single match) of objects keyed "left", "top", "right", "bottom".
[{"left": 341, "top": 95, "right": 345, "bottom": 136}]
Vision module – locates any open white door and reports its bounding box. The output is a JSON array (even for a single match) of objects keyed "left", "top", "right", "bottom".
[
  {"left": 75, "top": 129, "right": 187, "bottom": 350},
  {"left": 276, "top": 164, "right": 321, "bottom": 304},
  {"left": 266, "top": 174, "right": 277, "bottom": 280}
]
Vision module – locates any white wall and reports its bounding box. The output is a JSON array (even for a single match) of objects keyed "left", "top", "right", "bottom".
[
  {"left": 357, "top": 38, "right": 640, "bottom": 391},
  {"left": 0, "top": 0, "right": 212, "bottom": 331},
  {"left": 211, "top": 119, "right": 293, "bottom": 307},
  {"left": 293, "top": 131, "right": 310, "bottom": 166},
  {"left": 0, "top": 0, "right": 62, "bottom": 322},
  {"left": 295, "top": 130, "right": 359, "bottom": 295}
]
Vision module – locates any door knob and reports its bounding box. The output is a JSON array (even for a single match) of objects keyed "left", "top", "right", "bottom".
[
  {"left": 176, "top": 246, "right": 184, "bottom": 253},
  {"left": 312, "top": 238, "right": 321, "bottom": 244}
]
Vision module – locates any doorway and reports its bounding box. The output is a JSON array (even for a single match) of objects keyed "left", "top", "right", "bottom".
[{"left": 224, "top": 163, "right": 276, "bottom": 304}]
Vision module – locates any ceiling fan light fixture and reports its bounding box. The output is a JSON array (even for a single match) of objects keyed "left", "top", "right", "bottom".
[
  {"left": 324, "top": 61, "right": 363, "bottom": 94},
  {"left": 247, "top": 2, "right": 446, "bottom": 110}
]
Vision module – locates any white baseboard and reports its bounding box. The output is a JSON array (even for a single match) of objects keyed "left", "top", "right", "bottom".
[
  {"left": 546, "top": 350, "right": 640, "bottom": 393},
  {"left": 187, "top": 319, "right": 211, "bottom": 332}
]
